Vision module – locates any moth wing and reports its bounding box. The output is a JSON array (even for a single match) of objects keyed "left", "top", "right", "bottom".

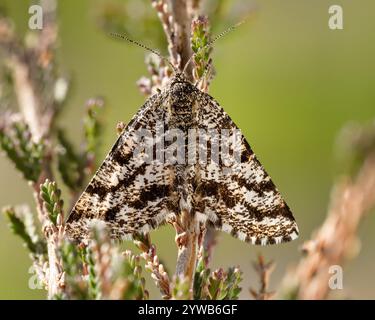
[
  {"left": 194, "top": 95, "right": 299, "bottom": 245},
  {"left": 66, "top": 93, "right": 177, "bottom": 241}
]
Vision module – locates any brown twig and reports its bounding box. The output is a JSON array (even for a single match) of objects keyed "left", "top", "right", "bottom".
[
  {"left": 43, "top": 211, "right": 66, "bottom": 298},
  {"left": 151, "top": 0, "right": 178, "bottom": 67},
  {"left": 152, "top": 0, "right": 197, "bottom": 80},
  {"left": 249, "top": 255, "right": 275, "bottom": 300},
  {"left": 169, "top": 0, "right": 194, "bottom": 80},
  {"left": 173, "top": 210, "right": 199, "bottom": 296}
]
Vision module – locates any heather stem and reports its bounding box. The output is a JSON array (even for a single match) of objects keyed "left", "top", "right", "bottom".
[
  {"left": 170, "top": 0, "right": 194, "bottom": 80},
  {"left": 174, "top": 210, "right": 200, "bottom": 295}
]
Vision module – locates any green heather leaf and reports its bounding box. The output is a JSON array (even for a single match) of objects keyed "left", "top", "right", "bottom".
[
  {"left": 0, "top": 120, "right": 44, "bottom": 182},
  {"left": 3, "top": 206, "right": 46, "bottom": 255},
  {"left": 39, "top": 179, "right": 63, "bottom": 225}
]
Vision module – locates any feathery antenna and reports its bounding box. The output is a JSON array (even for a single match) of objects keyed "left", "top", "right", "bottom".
[
  {"left": 111, "top": 19, "right": 246, "bottom": 78},
  {"left": 110, "top": 32, "right": 177, "bottom": 74}
]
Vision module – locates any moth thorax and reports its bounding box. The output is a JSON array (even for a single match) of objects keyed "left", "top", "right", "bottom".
[{"left": 168, "top": 82, "right": 196, "bottom": 128}]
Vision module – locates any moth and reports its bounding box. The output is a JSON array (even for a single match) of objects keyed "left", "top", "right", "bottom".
[{"left": 66, "top": 34, "right": 299, "bottom": 246}]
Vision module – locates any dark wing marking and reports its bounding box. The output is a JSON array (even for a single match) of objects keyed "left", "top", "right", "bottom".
[
  {"left": 193, "top": 94, "right": 299, "bottom": 245},
  {"left": 66, "top": 93, "right": 178, "bottom": 241}
]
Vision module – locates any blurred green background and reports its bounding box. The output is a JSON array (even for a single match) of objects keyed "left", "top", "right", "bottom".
[{"left": 0, "top": 0, "right": 374, "bottom": 299}]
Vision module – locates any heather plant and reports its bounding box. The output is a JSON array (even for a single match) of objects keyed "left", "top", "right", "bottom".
[{"left": 0, "top": 0, "right": 374, "bottom": 300}]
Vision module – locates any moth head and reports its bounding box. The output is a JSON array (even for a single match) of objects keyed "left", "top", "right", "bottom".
[{"left": 170, "top": 72, "right": 189, "bottom": 84}]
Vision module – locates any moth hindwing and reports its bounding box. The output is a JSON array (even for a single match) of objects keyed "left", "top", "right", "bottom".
[{"left": 66, "top": 74, "right": 299, "bottom": 245}]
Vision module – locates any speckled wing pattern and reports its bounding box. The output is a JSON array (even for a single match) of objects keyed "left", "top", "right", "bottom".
[
  {"left": 66, "top": 76, "right": 298, "bottom": 245},
  {"left": 66, "top": 93, "right": 178, "bottom": 241},
  {"left": 193, "top": 93, "right": 299, "bottom": 245}
]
